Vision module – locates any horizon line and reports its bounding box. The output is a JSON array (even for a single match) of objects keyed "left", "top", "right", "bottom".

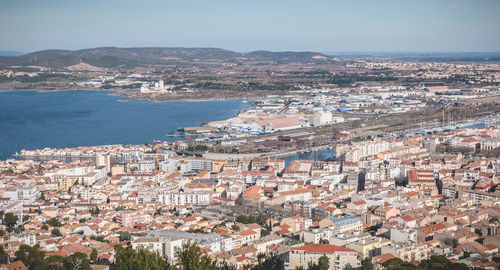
[{"left": 2, "top": 46, "right": 500, "bottom": 56}]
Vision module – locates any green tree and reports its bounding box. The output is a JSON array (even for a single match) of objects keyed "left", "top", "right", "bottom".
[
  {"left": 119, "top": 231, "right": 131, "bottom": 242},
  {"left": 176, "top": 242, "right": 216, "bottom": 270},
  {"left": 51, "top": 228, "right": 62, "bottom": 237},
  {"left": 46, "top": 255, "right": 66, "bottom": 270},
  {"left": 47, "top": 217, "right": 62, "bottom": 227},
  {"left": 15, "top": 244, "right": 48, "bottom": 270},
  {"left": 113, "top": 247, "right": 170, "bottom": 270},
  {"left": 0, "top": 245, "right": 8, "bottom": 264},
  {"left": 41, "top": 224, "right": 48, "bottom": 231},
  {"left": 64, "top": 252, "right": 91, "bottom": 270},
  {"left": 90, "top": 248, "right": 98, "bottom": 264},
  {"left": 318, "top": 255, "right": 329, "bottom": 270},
  {"left": 250, "top": 253, "right": 284, "bottom": 270},
  {"left": 353, "top": 258, "right": 374, "bottom": 270},
  {"left": 235, "top": 215, "right": 249, "bottom": 224},
  {"left": 307, "top": 255, "right": 329, "bottom": 270},
  {"left": 419, "top": 255, "right": 468, "bottom": 270},
  {"left": 383, "top": 258, "right": 420, "bottom": 270},
  {"left": 4, "top": 212, "right": 18, "bottom": 227}
]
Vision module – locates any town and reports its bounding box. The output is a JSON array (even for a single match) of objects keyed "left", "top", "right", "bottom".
[
  {"left": 2, "top": 0, "right": 500, "bottom": 269},
  {"left": 1, "top": 120, "right": 500, "bottom": 269}
]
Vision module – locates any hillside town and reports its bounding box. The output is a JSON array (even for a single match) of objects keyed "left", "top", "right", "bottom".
[
  {"left": 0, "top": 124, "right": 500, "bottom": 269},
  {"left": 2, "top": 0, "right": 500, "bottom": 269}
]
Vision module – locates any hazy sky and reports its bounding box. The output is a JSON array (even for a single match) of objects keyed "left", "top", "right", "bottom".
[{"left": 1, "top": 0, "right": 500, "bottom": 53}]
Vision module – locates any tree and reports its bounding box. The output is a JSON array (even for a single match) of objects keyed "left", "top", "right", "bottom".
[
  {"left": 419, "top": 255, "right": 468, "bottom": 270},
  {"left": 51, "top": 228, "right": 62, "bottom": 237},
  {"left": 0, "top": 245, "right": 8, "bottom": 264},
  {"left": 383, "top": 258, "right": 419, "bottom": 270},
  {"left": 4, "top": 212, "right": 18, "bottom": 227},
  {"left": 307, "top": 255, "right": 329, "bottom": 270},
  {"left": 46, "top": 255, "right": 66, "bottom": 270},
  {"left": 353, "top": 258, "right": 374, "bottom": 270},
  {"left": 381, "top": 255, "right": 469, "bottom": 270},
  {"left": 47, "top": 217, "right": 62, "bottom": 227},
  {"left": 113, "top": 246, "right": 170, "bottom": 270},
  {"left": 15, "top": 244, "right": 48, "bottom": 270},
  {"left": 235, "top": 215, "right": 249, "bottom": 224},
  {"left": 41, "top": 224, "right": 48, "bottom": 230},
  {"left": 318, "top": 255, "right": 329, "bottom": 270},
  {"left": 90, "top": 248, "right": 98, "bottom": 264},
  {"left": 119, "top": 231, "right": 131, "bottom": 242},
  {"left": 64, "top": 252, "right": 91, "bottom": 270},
  {"left": 176, "top": 242, "right": 217, "bottom": 270},
  {"left": 249, "top": 253, "right": 284, "bottom": 270}
]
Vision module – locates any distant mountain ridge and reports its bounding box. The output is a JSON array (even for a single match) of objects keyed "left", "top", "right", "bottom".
[
  {"left": 0, "top": 50, "right": 26, "bottom": 57},
  {"left": 0, "top": 47, "right": 333, "bottom": 69}
]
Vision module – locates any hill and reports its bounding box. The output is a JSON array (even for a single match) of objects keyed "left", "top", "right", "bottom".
[
  {"left": 0, "top": 47, "right": 335, "bottom": 69},
  {"left": 0, "top": 50, "right": 26, "bottom": 57}
]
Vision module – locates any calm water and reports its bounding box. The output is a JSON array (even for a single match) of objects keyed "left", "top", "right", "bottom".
[
  {"left": 0, "top": 90, "right": 248, "bottom": 160},
  {"left": 283, "top": 148, "right": 336, "bottom": 168}
]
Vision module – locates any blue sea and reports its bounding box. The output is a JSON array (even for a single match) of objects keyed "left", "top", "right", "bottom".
[{"left": 0, "top": 90, "right": 248, "bottom": 160}]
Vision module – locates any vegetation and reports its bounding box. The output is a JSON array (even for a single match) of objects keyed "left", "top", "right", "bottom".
[
  {"left": 248, "top": 253, "right": 284, "bottom": 270},
  {"left": 51, "top": 228, "right": 62, "bottom": 237},
  {"left": 113, "top": 245, "right": 170, "bottom": 270},
  {"left": 47, "top": 217, "right": 62, "bottom": 227},
  {"left": 113, "top": 243, "right": 285, "bottom": 270},
  {"left": 352, "top": 258, "right": 374, "bottom": 270},
  {"left": 90, "top": 235, "right": 109, "bottom": 243},
  {"left": 119, "top": 231, "right": 131, "bottom": 241},
  {"left": 235, "top": 214, "right": 267, "bottom": 225},
  {"left": 306, "top": 255, "right": 329, "bottom": 270},
  {"left": 14, "top": 244, "right": 92, "bottom": 270},
  {"left": 175, "top": 242, "right": 216, "bottom": 270},
  {"left": 90, "top": 248, "right": 98, "bottom": 264},
  {"left": 4, "top": 212, "right": 18, "bottom": 227},
  {"left": 6, "top": 242, "right": 468, "bottom": 270},
  {"left": 0, "top": 245, "right": 8, "bottom": 264},
  {"left": 383, "top": 255, "right": 468, "bottom": 270}
]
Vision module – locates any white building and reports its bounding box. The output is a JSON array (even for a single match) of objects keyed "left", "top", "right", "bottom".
[
  {"left": 158, "top": 192, "right": 215, "bottom": 206},
  {"left": 3, "top": 185, "right": 40, "bottom": 205},
  {"left": 286, "top": 244, "right": 360, "bottom": 270}
]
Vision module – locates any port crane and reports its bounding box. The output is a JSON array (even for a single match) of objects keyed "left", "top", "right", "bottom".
[{"left": 153, "top": 140, "right": 164, "bottom": 169}]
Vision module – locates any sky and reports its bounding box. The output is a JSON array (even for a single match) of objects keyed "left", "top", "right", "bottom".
[{"left": 1, "top": 0, "right": 500, "bottom": 53}]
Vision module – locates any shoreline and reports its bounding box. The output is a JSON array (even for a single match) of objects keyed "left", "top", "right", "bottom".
[{"left": 0, "top": 88, "right": 266, "bottom": 103}]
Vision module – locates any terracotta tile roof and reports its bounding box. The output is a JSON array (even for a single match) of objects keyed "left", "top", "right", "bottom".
[
  {"left": 216, "top": 253, "right": 232, "bottom": 259},
  {"left": 239, "top": 229, "right": 256, "bottom": 236},
  {"left": 242, "top": 185, "right": 264, "bottom": 200},
  {"left": 4, "top": 260, "right": 27, "bottom": 270},
  {"left": 374, "top": 253, "right": 396, "bottom": 264}
]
